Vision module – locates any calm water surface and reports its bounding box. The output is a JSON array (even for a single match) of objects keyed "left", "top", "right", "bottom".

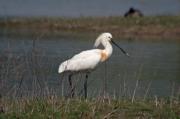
[
  {"left": 0, "top": 0, "right": 180, "bottom": 17},
  {"left": 0, "top": 35, "right": 179, "bottom": 98}
]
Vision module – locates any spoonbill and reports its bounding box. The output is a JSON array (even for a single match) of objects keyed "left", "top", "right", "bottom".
[{"left": 58, "top": 32, "right": 129, "bottom": 98}]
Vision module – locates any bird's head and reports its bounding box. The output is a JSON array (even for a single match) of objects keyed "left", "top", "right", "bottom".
[
  {"left": 94, "top": 32, "right": 112, "bottom": 47},
  {"left": 94, "top": 32, "right": 130, "bottom": 57}
]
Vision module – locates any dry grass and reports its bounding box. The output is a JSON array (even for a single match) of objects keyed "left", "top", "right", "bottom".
[
  {"left": 0, "top": 16, "right": 180, "bottom": 40},
  {"left": 0, "top": 97, "right": 179, "bottom": 119}
]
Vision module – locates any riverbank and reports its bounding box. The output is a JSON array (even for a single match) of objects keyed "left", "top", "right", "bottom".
[
  {"left": 0, "top": 97, "right": 179, "bottom": 119},
  {"left": 0, "top": 16, "right": 180, "bottom": 40}
]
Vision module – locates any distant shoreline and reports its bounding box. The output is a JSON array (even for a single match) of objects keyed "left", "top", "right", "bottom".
[{"left": 0, "top": 16, "right": 180, "bottom": 40}]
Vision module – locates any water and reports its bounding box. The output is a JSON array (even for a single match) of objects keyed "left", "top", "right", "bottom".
[
  {"left": 0, "top": 0, "right": 180, "bottom": 17},
  {"left": 0, "top": 34, "right": 180, "bottom": 98}
]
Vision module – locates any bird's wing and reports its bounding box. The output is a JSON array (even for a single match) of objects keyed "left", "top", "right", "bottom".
[
  {"left": 71, "top": 49, "right": 100, "bottom": 60},
  {"left": 58, "top": 49, "right": 101, "bottom": 73}
]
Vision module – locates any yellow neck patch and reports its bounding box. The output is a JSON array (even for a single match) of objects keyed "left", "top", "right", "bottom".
[{"left": 100, "top": 51, "right": 108, "bottom": 62}]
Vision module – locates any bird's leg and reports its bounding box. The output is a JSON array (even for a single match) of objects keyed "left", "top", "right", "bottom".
[
  {"left": 84, "top": 74, "right": 88, "bottom": 99},
  {"left": 68, "top": 74, "right": 74, "bottom": 98}
]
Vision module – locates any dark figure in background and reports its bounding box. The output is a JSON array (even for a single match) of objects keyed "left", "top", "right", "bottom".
[{"left": 124, "top": 7, "right": 143, "bottom": 17}]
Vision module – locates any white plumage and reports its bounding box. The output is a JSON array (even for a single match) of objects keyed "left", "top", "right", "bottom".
[
  {"left": 58, "top": 49, "right": 102, "bottom": 73},
  {"left": 58, "top": 32, "right": 129, "bottom": 98},
  {"left": 58, "top": 32, "right": 114, "bottom": 74}
]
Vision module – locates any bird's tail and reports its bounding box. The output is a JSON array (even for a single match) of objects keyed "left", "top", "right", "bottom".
[{"left": 58, "top": 60, "right": 68, "bottom": 73}]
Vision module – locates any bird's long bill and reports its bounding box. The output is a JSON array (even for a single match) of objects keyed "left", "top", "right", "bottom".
[{"left": 111, "top": 40, "right": 130, "bottom": 57}]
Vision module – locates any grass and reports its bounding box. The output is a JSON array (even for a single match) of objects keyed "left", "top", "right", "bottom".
[
  {"left": 0, "top": 16, "right": 180, "bottom": 40},
  {"left": 0, "top": 97, "right": 179, "bottom": 119},
  {"left": 0, "top": 15, "right": 180, "bottom": 119}
]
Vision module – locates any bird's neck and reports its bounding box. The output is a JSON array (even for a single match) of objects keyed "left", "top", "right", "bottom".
[{"left": 102, "top": 41, "right": 113, "bottom": 58}]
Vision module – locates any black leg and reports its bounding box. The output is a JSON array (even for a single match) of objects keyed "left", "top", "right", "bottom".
[
  {"left": 68, "top": 74, "right": 74, "bottom": 98},
  {"left": 84, "top": 74, "right": 88, "bottom": 99}
]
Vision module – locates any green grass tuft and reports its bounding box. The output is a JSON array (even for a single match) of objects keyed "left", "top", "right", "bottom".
[{"left": 0, "top": 97, "right": 179, "bottom": 119}]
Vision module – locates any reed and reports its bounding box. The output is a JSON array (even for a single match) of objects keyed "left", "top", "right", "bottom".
[{"left": 0, "top": 97, "right": 179, "bottom": 119}]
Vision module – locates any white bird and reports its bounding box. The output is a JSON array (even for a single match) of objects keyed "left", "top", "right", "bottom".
[{"left": 58, "top": 32, "right": 129, "bottom": 98}]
